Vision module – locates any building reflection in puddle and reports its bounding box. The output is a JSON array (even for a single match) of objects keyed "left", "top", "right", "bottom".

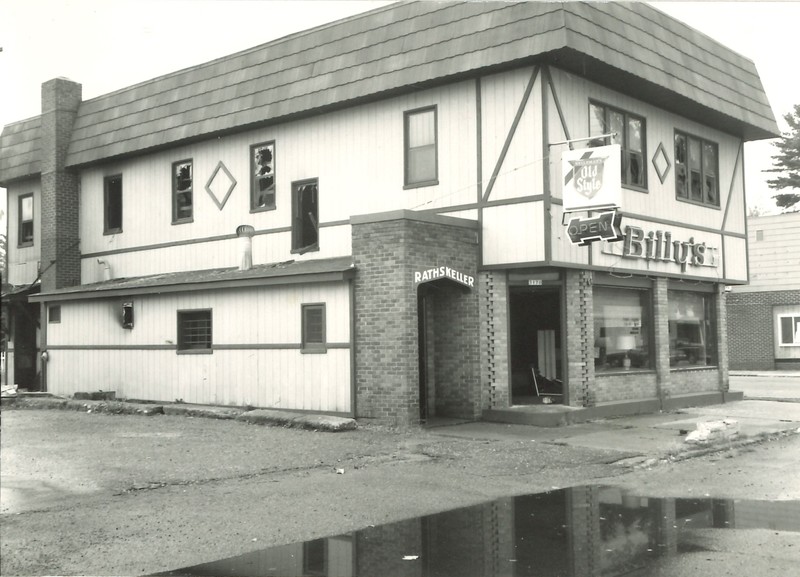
[{"left": 156, "top": 486, "right": 800, "bottom": 577}]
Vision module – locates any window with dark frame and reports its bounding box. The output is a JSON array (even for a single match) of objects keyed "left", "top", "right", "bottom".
[
  {"left": 668, "top": 290, "right": 717, "bottom": 366},
  {"left": 404, "top": 106, "right": 438, "bottom": 187},
  {"left": 18, "top": 193, "right": 33, "bottom": 246},
  {"left": 589, "top": 102, "right": 646, "bottom": 190},
  {"left": 251, "top": 141, "right": 276, "bottom": 211},
  {"left": 674, "top": 132, "right": 719, "bottom": 207},
  {"left": 292, "top": 179, "right": 319, "bottom": 253},
  {"left": 593, "top": 286, "right": 653, "bottom": 372},
  {"left": 177, "top": 309, "right": 212, "bottom": 352},
  {"left": 48, "top": 305, "right": 61, "bottom": 324},
  {"left": 302, "top": 303, "right": 326, "bottom": 352},
  {"left": 172, "top": 160, "right": 193, "bottom": 223},
  {"left": 104, "top": 175, "right": 123, "bottom": 234}
]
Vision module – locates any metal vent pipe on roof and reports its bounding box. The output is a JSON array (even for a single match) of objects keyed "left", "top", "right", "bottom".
[{"left": 236, "top": 225, "right": 256, "bottom": 271}]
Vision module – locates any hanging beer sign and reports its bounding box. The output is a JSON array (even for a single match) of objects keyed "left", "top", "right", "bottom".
[{"left": 562, "top": 144, "right": 621, "bottom": 212}]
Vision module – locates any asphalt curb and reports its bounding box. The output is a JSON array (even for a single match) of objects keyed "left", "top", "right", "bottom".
[{"left": 0, "top": 396, "right": 358, "bottom": 432}]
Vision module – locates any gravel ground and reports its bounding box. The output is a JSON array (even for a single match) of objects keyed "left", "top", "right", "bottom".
[{"left": 1, "top": 408, "right": 798, "bottom": 576}]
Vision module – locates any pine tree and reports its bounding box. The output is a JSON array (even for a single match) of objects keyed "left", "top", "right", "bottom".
[{"left": 766, "top": 104, "right": 800, "bottom": 212}]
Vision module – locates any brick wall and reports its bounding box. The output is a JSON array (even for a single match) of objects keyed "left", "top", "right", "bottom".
[
  {"left": 727, "top": 289, "right": 800, "bottom": 370},
  {"left": 351, "top": 212, "right": 480, "bottom": 424},
  {"left": 595, "top": 373, "right": 658, "bottom": 403},
  {"left": 479, "top": 271, "right": 510, "bottom": 410},
  {"left": 40, "top": 78, "right": 82, "bottom": 292}
]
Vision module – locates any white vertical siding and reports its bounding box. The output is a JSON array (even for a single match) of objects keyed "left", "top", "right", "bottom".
[
  {"left": 45, "top": 281, "right": 352, "bottom": 412},
  {"left": 6, "top": 179, "right": 41, "bottom": 285},
  {"left": 79, "top": 81, "right": 476, "bottom": 279},
  {"left": 482, "top": 202, "right": 545, "bottom": 266},
  {"left": 736, "top": 213, "right": 800, "bottom": 291},
  {"left": 547, "top": 67, "right": 744, "bottom": 233},
  {"left": 480, "top": 67, "right": 543, "bottom": 202}
]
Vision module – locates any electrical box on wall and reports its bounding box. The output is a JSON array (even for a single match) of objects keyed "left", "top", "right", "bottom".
[{"left": 122, "top": 301, "right": 134, "bottom": 329}]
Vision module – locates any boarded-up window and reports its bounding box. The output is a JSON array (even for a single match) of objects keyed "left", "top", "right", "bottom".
[
  {"left": 404, "top": 107, "right": 437, "bottom": 187},
  {"left": 292, "top": 179, "right": 319, "bottom": 253},
  {"left": 104, "top": 175, "right": 123, "bottom": 234},
  {"left": 302, "top": 303, "right": 326, "bottom": 353},
  {"left": 251, "top": 141, "right": 276, "bottom": 211},
  {"left": 177, "top": 309, "right": 212, "bottom": 352}
]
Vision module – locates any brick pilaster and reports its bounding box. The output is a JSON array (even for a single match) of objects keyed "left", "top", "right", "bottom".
[
  {"left": 715, "top": 284, "right": 729, "bottom": 392},
  {"left": 479, "top": 271, "right": 509, "bottom": 410},
  {"left": 653, "top": 277, "right": 670, "bottom": 403},
  {"left": 565, "top": 270, "right": 594, "bottom": 406}
]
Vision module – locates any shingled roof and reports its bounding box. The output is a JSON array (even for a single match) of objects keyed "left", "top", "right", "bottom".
[{"left": 0, "top": 1, "right": 779, "bottom": 184}]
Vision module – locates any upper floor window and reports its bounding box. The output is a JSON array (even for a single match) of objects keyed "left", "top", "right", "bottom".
[
  {"left": 251, "top": 141, "right": 276, "bottom": 211},
  {"left": 675, "top": 132, "right": 719, "bottom": 207},
  {"left": 589, "top": 102, "right": 646, "bottom": 190},
  {"left": 177, "top": 309, "right": 212, "bottom": 353},
  {"left": 302, "top": 303, "right": 326, "bottom": 353},
  {"left": 18, "top": 193, "right": 34, "bottom": 246},
  {"left": 104, "top": 175, "right": 123, "bottom": 234},
  {"left": 292, "top": 179, "right": 319, "bottom": 254},
  {"left": 172, "top": 160, "right": 193, "bottom": 223},
  {"left": 404, "top": 106, "right": 438, "bottom": 188}
]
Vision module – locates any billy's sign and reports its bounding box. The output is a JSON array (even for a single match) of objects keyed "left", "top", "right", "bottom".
[{"left": 602, "top": 225, "right": 719, "bottom": 272}]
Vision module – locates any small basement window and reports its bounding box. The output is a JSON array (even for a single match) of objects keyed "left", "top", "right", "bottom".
[
  {"left": 177, "top": 309, "right": 212, "bottom": 353},
  {"left": 302, "top": 303, "right": 326, "bottom": 353}
]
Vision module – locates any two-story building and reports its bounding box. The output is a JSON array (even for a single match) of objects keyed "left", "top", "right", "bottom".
[{"left": 0, "top": 1, "right": 779, "bottom": 424}]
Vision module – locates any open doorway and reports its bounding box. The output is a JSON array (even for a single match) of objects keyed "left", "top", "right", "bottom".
[{"left": 509, "top": 286, "right": 563, "bottom": 405}]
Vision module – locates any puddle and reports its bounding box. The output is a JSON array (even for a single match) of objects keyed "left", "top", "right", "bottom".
[{"left": 154, "top": 486, "right": 800, "bottom": 576}]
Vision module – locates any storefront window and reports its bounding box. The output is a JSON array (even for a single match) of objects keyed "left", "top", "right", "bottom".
[
  {"left": 594, "top": 287, "right": 652, "bottom": 372},
  {"left": 668, "top": 291, "right": 717, "bottom": 367}
]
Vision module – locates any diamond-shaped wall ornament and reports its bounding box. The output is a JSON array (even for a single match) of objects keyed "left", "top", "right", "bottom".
[
  {"left": 652, "top": 142, "right": 671, "bottom": 185},
  {"left": 206, "top": 161, "right": 237, "bottom": 210}
]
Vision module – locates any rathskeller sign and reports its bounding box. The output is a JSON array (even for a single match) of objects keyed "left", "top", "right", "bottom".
[
  {"left": 414, "top": 266, "right": 475, "bottom": 288},
  {"left": 602, "top": 225, "right": 719, "bottom": 272}
]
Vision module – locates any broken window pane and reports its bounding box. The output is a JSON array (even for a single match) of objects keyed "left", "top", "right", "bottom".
[
  {"left": 173, "top": 160, "right": 193, "bottom": 222},
  {"left": 251, "top": 141, "right": 276, "bottom": 210}
]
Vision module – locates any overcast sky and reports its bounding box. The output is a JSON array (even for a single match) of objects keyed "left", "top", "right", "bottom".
[{"left": 1, "top": 0, "right": 798, "bottom": 230}]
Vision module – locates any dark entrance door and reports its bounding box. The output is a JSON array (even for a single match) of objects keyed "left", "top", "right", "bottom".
[
  {"left": 509, "top": 287, "right": 563, "bottom": 404},
  {"left": 13, "top": 302, "right": 41, "bottom": 391}
]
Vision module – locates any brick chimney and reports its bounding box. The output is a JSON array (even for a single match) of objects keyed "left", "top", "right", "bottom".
[{"left": 40, "top": 77, "right": 82, "bottom": 292}]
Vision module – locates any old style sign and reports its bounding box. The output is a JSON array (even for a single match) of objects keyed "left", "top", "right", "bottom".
[{"left": 562, "top": 144, "right": 621, "bottom": 212}]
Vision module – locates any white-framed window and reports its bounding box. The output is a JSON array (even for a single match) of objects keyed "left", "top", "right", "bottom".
[
  {"left": 404, "top": 106, "right": 437, "bottom": 188},
  {"left": 18, "top": 193, "right": 34, "bottom": 246},
  {"left": 778, "top": 314, "right": 800, "bottom": 346},
  {"left": 301, "top": 303, "right": 326, "bottom": 353}
]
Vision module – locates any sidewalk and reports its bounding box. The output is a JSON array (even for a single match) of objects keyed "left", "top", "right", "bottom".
[{"left": 429, "top": 399, "right": 800, "bottom": 466}]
